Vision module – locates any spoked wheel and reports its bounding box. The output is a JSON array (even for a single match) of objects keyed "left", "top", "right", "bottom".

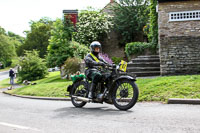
[
  {"left": 71, "top": 81, "right": 88, "bottom": 108},
  {"left": 112, "top": 79, "right": 139, "bottom": 111}
]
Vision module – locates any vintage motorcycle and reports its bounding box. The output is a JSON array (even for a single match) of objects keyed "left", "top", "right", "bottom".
[{"left": 66, "top": 61, "right": 139, "bottom": 111}]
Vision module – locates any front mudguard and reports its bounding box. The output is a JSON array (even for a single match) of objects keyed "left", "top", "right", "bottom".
[{"left": 110, "top": 75, "right": 136, "bottom": 94}]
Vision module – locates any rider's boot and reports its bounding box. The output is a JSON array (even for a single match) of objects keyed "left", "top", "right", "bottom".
[{"left": 88, "top": 83, "right": 96, "bottom": 99}]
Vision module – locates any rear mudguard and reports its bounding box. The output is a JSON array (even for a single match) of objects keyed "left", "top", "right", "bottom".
[{"left": 67, "top": 77, "right": 85, "bottom": 95}]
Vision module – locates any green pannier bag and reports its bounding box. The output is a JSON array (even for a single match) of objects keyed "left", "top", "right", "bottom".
[{"left": 70, "top": 74, "right": 86, "bottom": 82}]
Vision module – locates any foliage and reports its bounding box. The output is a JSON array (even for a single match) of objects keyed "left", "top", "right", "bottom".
[
  {"left": 7, "top": 31, "right": 25, "bottom": 44},
  {"left": 7, "top": 31, "right": 25, "bottom": 55},
  {"left": 148, "top": 0, "right": 158, "bottom": 46},
  {"left": 70, "top": 41, "right": 90, "bottom": 59},
  {"left": 112, "top": 0, "right": 149, "bottom": 45},
  {"left": 63, "top": 57, "right": 81, "bottom": 76},
  {"left": 125, "top": 42, "right": 155, "bottom": 58},
  {"left": 0, "top": 26, "right": 6, "bottom": 35},
  {"left": 47, "top": 18, "right": 73, "bottom": 67},
  {"left": 47, "top": 18, "right": 89, "bottom": 67},
  {"left": 18, "top": 17, "right": 53, "bottom": 58},
  {"left": 111, "top": 57, "right": 123, "bottom": 65},
  {"left": 73, "top": 9, "right": 113, "bottom": 46},
  {"left": 0, "top": 34, "right": 16, "bottom": 67},
  {"left": 18, "top": 50, "right": 48, "bottom": 81}
]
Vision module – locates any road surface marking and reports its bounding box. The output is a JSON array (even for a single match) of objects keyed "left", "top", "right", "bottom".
[{"left": 0, "top": 122, "right": 40, "bottom": 131}]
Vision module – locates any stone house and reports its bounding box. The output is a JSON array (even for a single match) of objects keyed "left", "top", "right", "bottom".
[{"left": 158, "top": 0, "right": 200, "bottom": 75}]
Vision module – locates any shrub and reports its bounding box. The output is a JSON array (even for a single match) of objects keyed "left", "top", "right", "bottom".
[
  {"left": 18, "top": 50, "right": 48, "bottom": 81},
  {"left": 111, "top": 57, "right": 123, "bottom": 65},
  {"left": 63, "top": 57, "right": 81, "bottom": 76},
  {"left": 70, "top": 41, "right": 90, "bottom": 59},
  {"left": 125, "top": 42, "right": 155, "bottom": 58}
]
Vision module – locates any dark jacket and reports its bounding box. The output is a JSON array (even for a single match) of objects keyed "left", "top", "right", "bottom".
[
  {"left": 9, "top": 70, "right": 15, "bottom": 77},
  {"left": 84, "top": 53, "right": 108, "bottom": 76}
]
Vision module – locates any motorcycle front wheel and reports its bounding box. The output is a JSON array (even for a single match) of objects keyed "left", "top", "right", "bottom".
[
  {"left": 71, "top": 81, "right": 87, "bottom": 108},
  {"left": 112, "top": 79, "right": 139, "bottom": 111}
]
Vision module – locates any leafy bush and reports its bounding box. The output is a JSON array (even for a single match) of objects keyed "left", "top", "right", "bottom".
[
  {"left": 125, "top": 42, "right": 155, "bottom": 58},
  {"left": 112, "top": 57, "right": 123, "bottom": 65},
  {"left": 70, "top": 41, "right": 90, "bottom": 59},
  {"left": 18, "top": 50, "right": 48, "bottom": 81},
  {"left": 63, "top": 57, "right": 81, "bottom": 76},
  {"left": 73, "top": 9, "right": 113, "bottom": 46}
]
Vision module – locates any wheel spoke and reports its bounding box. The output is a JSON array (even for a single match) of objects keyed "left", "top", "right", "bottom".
[{"left": 115, "top": 81, "right": 135, "bottom": 106}]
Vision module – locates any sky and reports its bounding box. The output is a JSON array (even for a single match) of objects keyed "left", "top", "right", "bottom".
[{"left": 0, "top": 0, "right": 110, "bottom": 37}]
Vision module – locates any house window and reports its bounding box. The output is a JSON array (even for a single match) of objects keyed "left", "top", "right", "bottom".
[{"left": 169, "top": 10, "right": 200, "bottom": 21}]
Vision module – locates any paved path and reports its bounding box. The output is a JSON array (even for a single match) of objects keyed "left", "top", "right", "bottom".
[
  {"left": 0, "top": 91, "right": 200, "bottom": 133},
  {"left": 0, "top": 71, "right": 9, "bottom": 81}
]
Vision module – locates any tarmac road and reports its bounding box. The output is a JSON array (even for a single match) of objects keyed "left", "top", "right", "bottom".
[{"left": 0, "top": 91, "right": 200, "bottom": 133}]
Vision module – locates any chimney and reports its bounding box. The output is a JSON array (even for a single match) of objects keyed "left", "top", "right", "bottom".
[{"left": 110, "top": 0, "right": 114, "bottom": 3}]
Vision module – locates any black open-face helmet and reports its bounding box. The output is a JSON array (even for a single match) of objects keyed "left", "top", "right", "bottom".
[{"left": 90, "top": 41, "right": 101, "bottom": 55}]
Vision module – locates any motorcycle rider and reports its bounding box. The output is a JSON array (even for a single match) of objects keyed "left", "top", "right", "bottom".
[{"left": 84, "top": 41, "right": 109, "bottom": 99}]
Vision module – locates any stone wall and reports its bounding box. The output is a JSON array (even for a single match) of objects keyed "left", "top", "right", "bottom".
[{"left": 158, "top": 0, "right": 200, "bottom": 75}]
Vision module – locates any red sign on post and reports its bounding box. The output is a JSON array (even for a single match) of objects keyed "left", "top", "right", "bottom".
[{"left": 63, "top": 10, "right": 78, "bottom": 26}]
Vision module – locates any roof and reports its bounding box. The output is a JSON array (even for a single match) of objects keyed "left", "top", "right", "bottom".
[{"left": 63, "top": 10, "right": 78, "bottom": 14}]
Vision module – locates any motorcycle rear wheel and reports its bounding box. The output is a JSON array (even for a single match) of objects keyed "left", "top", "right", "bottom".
[
  {"left": 112, "top": 79, "right": 139, "bottom": 111},
  {"left": 71, "top": 81, "right": 87, "bottom": 108}
]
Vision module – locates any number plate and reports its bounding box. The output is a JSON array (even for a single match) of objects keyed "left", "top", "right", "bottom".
[{"left": 119, "top": 60, "right": 127, "bottom": 72}]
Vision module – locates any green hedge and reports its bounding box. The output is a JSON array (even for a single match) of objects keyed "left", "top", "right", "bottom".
[
  {"left": 125, "top": 42, "right": 155, "bottom": 58},
  {"left": 111, "top": 57, "right": 123, "bottom": 65}
]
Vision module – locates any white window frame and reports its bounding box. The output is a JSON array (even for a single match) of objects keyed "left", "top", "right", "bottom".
[{"left": 169, "top": 10, "right": 200, "bottom": 22}]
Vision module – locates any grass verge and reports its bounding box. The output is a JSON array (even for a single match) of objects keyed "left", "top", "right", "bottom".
[
  {"left": 0, "top": 78, "right": 10, "bottom": 89},
  {"left": 2, "top": 71, "right": 200, "bottom": 102},
  {"left": 5, "top": 72, "right": 72, "bottom": 98}
]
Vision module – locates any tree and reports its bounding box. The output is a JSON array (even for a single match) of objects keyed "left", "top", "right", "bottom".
[
  {"left": 47, "top": 18, "right": 73, "bottom": 67},
  {"left": 73, "top": 9, "right": 113, "bottom": 46},
  {"left": 112, "top": 0, "right": 149, "bottom": 45},
  {"left": 18, "top": 50, "right": 48, "bottom": 81},
  {"left": 7, "top": 31, "right": 25, "bottom": 56},
  {"left": 0, "top": 26, "right": 6, "bottom": 35},
  {"left": 18, "top": 17, "right": 53, "bottom": 58},
  {"left": 47, "top": 18, "right": 89, "bottom": 68},
  {"left": 0, "top": 34, "right": 16, "bottom": 66}
]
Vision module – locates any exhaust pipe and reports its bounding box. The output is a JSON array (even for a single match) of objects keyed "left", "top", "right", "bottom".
[{"left": 71, "top": 95, "right": 91, "bottom": 102}]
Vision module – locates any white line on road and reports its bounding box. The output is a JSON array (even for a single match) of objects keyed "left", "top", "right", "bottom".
[{"left": 0, "top": 122, "right": 40, "bottom": 131}]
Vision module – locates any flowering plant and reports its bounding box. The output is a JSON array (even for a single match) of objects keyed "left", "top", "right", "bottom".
[
  {"left": 73, "top": 9, "right": 113, "bottom": 46},
  {"left": 99, "top": 53, "right": 113, "bottom": 64}
]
